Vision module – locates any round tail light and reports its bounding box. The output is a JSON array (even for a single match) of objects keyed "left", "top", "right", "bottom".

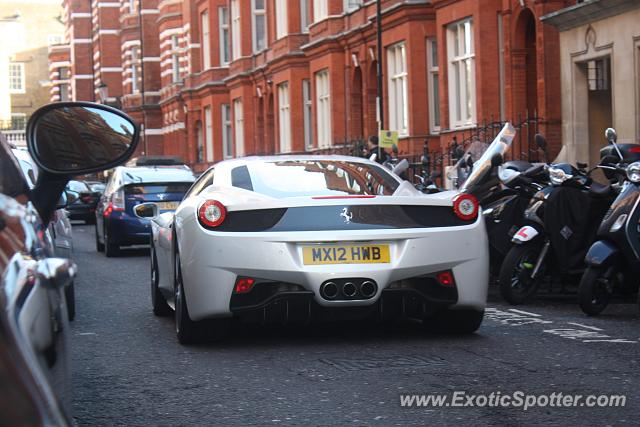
[
  {"left": 452, "top": 194, "right": 479, "bottom": 221},
  {"left": 198, "top": 200, "right": 227, "bottom": 228}
]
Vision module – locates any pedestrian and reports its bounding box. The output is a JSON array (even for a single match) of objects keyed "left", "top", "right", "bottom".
[{"left": 367, "top": 135, "right": 389, "bottom": 164}]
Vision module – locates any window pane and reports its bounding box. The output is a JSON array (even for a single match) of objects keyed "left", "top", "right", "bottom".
[
  {"left": 201, "top": 11, "right": 210, "bottom": 69},
  {"left": 303, "top": 79, "right": 312, "bottom": 148},
  {"left": 431, "top": 40, "right": 438, "bottom": 67},
  {"left": 465, "top": 21, "right": 472, "bottom": 54},
  {"left": 432, "top": 74, "right": 440, "bottom": 127},
  {"left": 465, "top": 59, "right": 473, "bottom": 120},
  {"left": 454, "top": 26, "right": 460, "bottom": 57},
  {"left": 233, "top": 160, "right": 400, "bottom": 198},
  {"left": 301, "top": 0, "right": 310, "bottom": 31},
  {"left": 454, "top": 62, "right": 461, "bottom": 121},
  {"left": 205, "top": 106, "right": 213, "bottom": 162}
]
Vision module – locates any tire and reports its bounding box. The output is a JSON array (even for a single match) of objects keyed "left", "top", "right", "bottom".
[
  {"left": 499, "top": 243, "right": 545, "bottom": 305},
  {"left": 65, "top": 282, "right": 76, "bottom": 321},
  {"left": 150, "top": 244, "right": 171, "bottom": 316},
  {"left": 95, "top": 225, "right": 104, "bottom": 252},
  {"left": 174, "top": 252, "right": 230, "bottom": 344},
  {"left": 579, "top": 267, "right": 612, "bottom": 316},
  {"left": 104, "top": 226, "right": 119, "bottom": 257},
  {"left": 423, "top": 308, "right": 484, "bottom": 334}
]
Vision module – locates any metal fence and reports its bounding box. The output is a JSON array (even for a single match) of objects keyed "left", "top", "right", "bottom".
[
  {"left": 325, "top": 115, "right": 544, "bottom": 187},
  {"left": 1, "top": 117, "right": 28, "bottom": 147}
]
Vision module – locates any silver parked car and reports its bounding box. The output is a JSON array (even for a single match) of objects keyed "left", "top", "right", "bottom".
[{"left": 0, "top": 101, "right": 139, "bottom": 424}]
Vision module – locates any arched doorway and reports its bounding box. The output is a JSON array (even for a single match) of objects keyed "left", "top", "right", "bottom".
[
  {"left": 514, "top": 8, "right": 538, "bottom": 119},
  {"left": 256, "top": 96, "right": 265, "bottom": 154},
  {"left": 266, "top": 93, "right": 275, "bottom": 154},
  {"left": 365, "top": 60, "right": 378, "bottom": 138},
  {"left": 351, "top": 67, "right": 364, "bottom": 142},
  {"left": 195, "top": 120, "right": 203, "bottom": 163}
]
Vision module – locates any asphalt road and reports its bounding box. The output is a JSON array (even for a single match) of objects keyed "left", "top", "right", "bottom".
[{"left": 69, "top": 224, "right": 640, "bottom": 426}]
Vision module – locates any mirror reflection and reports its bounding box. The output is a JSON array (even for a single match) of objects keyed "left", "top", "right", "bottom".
[{"left": 33, "top": 106, "right": 135, "bottom": 173}]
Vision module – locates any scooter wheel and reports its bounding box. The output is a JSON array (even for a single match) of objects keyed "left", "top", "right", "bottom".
[
  {"left": 578, "top": 267, "right": 612, "bottom": 316},
  {"left": 498, "top": 243, "right": 544, "bottom": 305}
]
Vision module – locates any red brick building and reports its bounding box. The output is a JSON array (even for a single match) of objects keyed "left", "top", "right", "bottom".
[
  {"left": 118, "top": 0, "right": 163, "bottom": 155},
  {"left": 49, "top": 0, "right": 95, "bottom": 103},
  {"left": 52, "top": 0, "right": 577, "bottom": 170}
]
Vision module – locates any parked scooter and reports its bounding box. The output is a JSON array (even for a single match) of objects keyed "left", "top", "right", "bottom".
[
  {"left": 414, "top": 145, "right": 443, "bottom": 194},
  {"left": 499, "top": 145, "right": 618, "bottom": 304},
  {"left": 459, "top": 134, "right": 549, "bottom": 275},
  {"left": 578, "top": 128, "right": 640, "bottom": 315}
]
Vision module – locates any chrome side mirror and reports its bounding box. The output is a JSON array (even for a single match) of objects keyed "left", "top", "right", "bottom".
[{"left": 133, "top": 202, "right": 159, "bottom": 219}]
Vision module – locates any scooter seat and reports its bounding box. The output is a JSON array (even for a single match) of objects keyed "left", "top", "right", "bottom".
[{"left": 589, "top": 181, "right": 612, "bottom": 196}]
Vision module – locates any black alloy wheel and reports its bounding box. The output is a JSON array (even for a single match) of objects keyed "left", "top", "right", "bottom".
[
  {"left": 104, "top": 225, "right": 119, "bottom": 257},
  {"left": 95, "top": 225, "right": 104, "bottom": 252},
  {"left": 579, "top": 267, "right": 613, "bottom": 316},
  {"left": 151, "top": 243, "right": 171, "bottom": 316},
  {"left": 499, "top": 243, "right": 545, "bottom": 305}
]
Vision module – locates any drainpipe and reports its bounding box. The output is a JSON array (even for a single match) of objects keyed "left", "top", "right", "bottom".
[{"left": 376, "top": 0, "right": 384, "bottom": 158}]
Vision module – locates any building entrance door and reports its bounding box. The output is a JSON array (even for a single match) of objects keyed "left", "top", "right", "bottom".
[{"left": 584, "top": 57, "right": 612, "bottom": 166}]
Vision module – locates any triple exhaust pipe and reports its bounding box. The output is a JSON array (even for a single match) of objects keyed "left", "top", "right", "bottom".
[{"left": 320, "top": 279, "right": 378, "bottom": 301}]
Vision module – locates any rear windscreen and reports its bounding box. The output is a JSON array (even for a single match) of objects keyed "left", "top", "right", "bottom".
[
  {"left": 124, "top": 183, "right": 193, "bottom": 195},
  {"left": 230, "top": 160, "right": 400, "bottom": 198}
]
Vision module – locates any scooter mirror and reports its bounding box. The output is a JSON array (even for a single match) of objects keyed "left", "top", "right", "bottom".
[
  {"left": 599, "top": 155, "right": 619, "bottom": 166},
  {"left": 491, "top": 153, "right": 504, "bottom": 167},
  {"left": 534, "top": 134, "right": 547, "bottom": 151},
  {"left": 605, "top": 128, "right": 617, "bottom": 143},
  {"left": 466, "top": 156, "right": 474, "bottom": 168}
]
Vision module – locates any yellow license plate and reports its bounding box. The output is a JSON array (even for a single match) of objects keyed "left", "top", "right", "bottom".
[
  {"left": 302, "top": 244, "right": 390, "bottom": 265},
  {"left": 156, "top": 201, "right": 179, "bottom": 211}
]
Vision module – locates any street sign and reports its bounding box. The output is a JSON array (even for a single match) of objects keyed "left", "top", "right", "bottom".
[{"left": 378, "top": 130, "right": 398, "bottom": 148}]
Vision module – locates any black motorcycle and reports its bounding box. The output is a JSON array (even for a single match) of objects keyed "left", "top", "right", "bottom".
[
  {"left": 414, "top": 145, "right": 443, "bottom": 194},
  {"left": 499, "top": 154, "right": 618, "bottom": 305},
  {"left": 459, "top": 134, "right": 549, "bottom": 275},
  {"left": 579, "top": 128, "right": 640, "bottom": 315}
]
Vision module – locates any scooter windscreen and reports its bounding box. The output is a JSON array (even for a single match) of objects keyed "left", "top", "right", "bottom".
[{"left": 459, "top": 123, "right": 516, "bottom": 193}]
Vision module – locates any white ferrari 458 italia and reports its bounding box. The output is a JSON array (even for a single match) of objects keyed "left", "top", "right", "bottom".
[{"left": 138, "top": 152, "right": 492, "bottom": 343}]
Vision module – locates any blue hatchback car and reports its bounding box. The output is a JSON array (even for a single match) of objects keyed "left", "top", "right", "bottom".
[{"left": 95, "top": 164, "right": 195, "bottom": 256}]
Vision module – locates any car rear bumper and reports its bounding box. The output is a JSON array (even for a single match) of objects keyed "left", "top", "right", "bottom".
[
  {"left": 229, "top": 276, "right": 459, "bottom": 324},
  {"left": 178, "top": 216, "right": 489, "bottom": 321},
  {"left": 106, "top": 214, "right": 151, "bottom": 245},
  {"left": 66, "top": 204, "right": 95, "bottom": 219}
]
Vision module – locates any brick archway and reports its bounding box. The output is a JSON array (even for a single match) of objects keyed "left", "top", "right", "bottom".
[
  {"left": 266, "top": 93, "right": 275, "bottom": 154},
  {"left": 195, "top": 120, "right": 203, "bottom": 163},
  {"left": 256, "top": 96, "right": 265, "bottom": 154},
  {"left": 365, "top": 60, "right": 378, "bottom": 139},
  {"left": 513, "top": 8, "right": 538, "bottom": 120},
  {"left": 351, "top": 66, "right": 364, "bottom": 141}
]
